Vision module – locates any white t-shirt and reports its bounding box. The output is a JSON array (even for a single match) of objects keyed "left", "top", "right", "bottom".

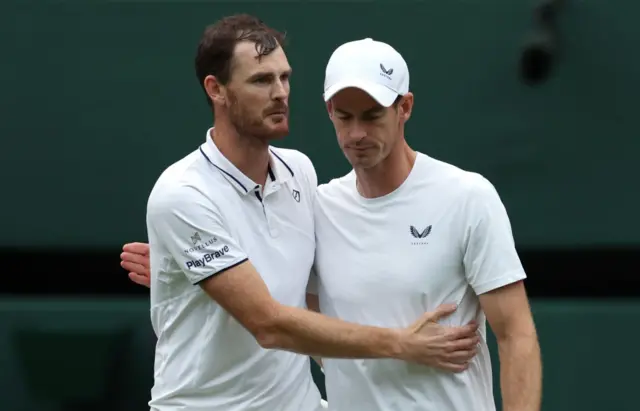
[
  {"left": 310, "top": 152, "right": 526, "bottom": 411},
  {"left": 146, "top": 131, "right": 323, "bottom": 411}
]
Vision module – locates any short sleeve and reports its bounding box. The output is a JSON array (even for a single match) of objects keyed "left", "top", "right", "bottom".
[
  {"left": 147, "top": 185, "right": 248, "bottom": 285},
  {"left": 462, "top": 177, "right": 527, "bottom": 295}
]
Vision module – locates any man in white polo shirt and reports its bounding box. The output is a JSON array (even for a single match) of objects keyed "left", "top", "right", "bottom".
[
  {"left": 128, "top": 15, "right": 482, "bottom": 411},
  {"left": 304, "top": 38, "right": 542, "bottom": 410}
]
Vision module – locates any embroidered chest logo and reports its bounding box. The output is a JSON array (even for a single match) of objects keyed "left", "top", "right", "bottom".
[
  {"left": 191, "top": 232, "right": 201, "bottom": 245},
  {"left": 410, "top": 225, "right": 432, "bottom": 245},
  {"left": 292, "top": 189, "right": 301, "bottom": 202}
]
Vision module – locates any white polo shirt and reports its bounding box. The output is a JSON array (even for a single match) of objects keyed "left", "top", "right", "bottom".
[
  {"left": 309, "top": 152, "right": 527, "bottom": 411},
  {"left": 146, "top": 130, "right": 322, "bottom": 411}
]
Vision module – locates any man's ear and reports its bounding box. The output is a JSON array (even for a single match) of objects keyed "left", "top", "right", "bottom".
[
  {"left": 398, "top": 92, "right": 414, "bottom": 122},
  {"left": 326, "top": 100, "right": 333, "bottom": 118},
  {"left": 204, "top": 75, "right": 226, "bottom": 105}
]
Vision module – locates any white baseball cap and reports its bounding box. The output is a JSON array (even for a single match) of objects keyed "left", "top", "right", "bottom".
[{"left": 323, "top": 38, "right": 409, "bottom": 107}]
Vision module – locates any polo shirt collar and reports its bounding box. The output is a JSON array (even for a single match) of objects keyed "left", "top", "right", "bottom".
[
  {"left": 269, "top": 147, "right": 295, "bottom": 185},
  {"left": 199, "top": 129, "right": 295, "bottom": 196}
]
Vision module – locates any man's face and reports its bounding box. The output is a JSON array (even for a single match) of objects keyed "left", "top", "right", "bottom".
[
  {"left": 328, "top": 88, "right": 408, "bottom": 169},
  {"left": 223, "top": 41, "right": 292, "bottom": 141}
]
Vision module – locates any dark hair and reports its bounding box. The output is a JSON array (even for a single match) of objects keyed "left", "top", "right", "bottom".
[{"left": 195, "top": 14, "right": 287, "bottom": 106}]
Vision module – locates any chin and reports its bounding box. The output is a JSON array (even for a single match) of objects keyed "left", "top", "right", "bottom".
[
  {"left": 345, "top": 153, "right": 377, "bottom": 169},
  {"left": 265, "top": 122, "right": 289, "bottom": 140}
]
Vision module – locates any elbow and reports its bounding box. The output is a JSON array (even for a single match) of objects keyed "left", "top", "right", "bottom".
[
  {"left": 248, "top": 307, "right": 287, "bottom": 350},
  {"left": 253, "top": 321, "right": 279, "bottom": 349}
]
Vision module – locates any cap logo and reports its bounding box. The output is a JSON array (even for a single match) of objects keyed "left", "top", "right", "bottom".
[{"left": 380, "top": 63, "right": 393, "bottom": 80}]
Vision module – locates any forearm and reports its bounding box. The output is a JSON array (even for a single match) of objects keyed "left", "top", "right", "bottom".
[
  {"left": 497, "top": 334, "right": 542, "bottom": 411},
  {"left": 305, "top": 293, "right": 323, "bottom": 366},
  {"left": 257, "top": 304, "right": 402, "bottom": 360}
]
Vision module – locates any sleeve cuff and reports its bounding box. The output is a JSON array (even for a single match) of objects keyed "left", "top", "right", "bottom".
[
  {"left": 473, "top": 269, "right": 527, "bottom": 295},
  {"left": 192, "top": 257, "right": 249, "bottom": 285}
]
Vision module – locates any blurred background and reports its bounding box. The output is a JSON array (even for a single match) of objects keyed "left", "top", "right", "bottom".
[{"left": 1, "top": 0, "right": 638, "bottom": 410}]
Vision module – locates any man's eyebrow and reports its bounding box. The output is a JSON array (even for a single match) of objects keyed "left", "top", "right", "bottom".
[
  {"left": 334, "top": 105, "right": 383, "bottom": 116},
  {"left": 363, "top": 106, "right": 384, "bottom": 115},
  {"left": 247, "top": 69, "right": 292, "bottom": 82},
  {"left": 247, "top": 71, "right": 273, "bottom": 81}
]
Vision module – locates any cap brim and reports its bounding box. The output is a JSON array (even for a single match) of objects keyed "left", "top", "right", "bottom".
[{"left": 323, "top": 79, "right": 398, "bottom": 107}]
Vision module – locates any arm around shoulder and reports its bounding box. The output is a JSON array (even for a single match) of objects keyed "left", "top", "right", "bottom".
[{"left": 152, "top": 184, "right": 461, "bottom": 367}]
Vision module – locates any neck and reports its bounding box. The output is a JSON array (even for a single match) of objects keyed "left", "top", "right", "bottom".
[
  {"left": 210, "top": 119, "right": 270, "bottom": 187},
  {"left": 355, "top": 140, "right": 417, "bottom": 199}
]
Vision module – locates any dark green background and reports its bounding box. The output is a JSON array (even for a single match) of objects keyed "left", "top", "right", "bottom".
[{"left": 1, "top": 0, "right": 638, "bottom": 248}]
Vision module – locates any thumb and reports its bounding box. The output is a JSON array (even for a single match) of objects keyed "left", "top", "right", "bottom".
[
  {"left": 410, "top": 303, "right": 457, "bottom": 332},
  {"left": 428, "top": 303, "right": 457, "bottom": 322}
]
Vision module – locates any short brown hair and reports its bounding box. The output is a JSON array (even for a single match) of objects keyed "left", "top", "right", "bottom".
[{"left": 195, "top": 14, "right": 287, "bottom": 106}]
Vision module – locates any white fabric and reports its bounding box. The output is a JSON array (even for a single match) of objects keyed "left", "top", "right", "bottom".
[
  {"left": 323, "top": 38, "right": 409, "bottom": 107},
  {"left": 146, "top": 130, "right": 322, "bottom": 411},
  {"left": 312, "top": 153, "right": 526, "bottom": 411}
]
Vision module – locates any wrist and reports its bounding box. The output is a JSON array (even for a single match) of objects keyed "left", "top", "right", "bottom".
[{"left": 383, "top": 328, "right": 406, "bottom": 360}]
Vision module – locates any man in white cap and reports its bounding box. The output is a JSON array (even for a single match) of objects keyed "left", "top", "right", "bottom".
[
  {"left": 121, "top": 36, "right": 542, "bottom": 411},
  {"left": 307, "top": 37, "right": 542, "bottom": 411}
]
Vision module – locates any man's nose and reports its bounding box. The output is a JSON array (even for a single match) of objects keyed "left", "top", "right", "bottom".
[
  {"left": 271, "top": 80, "right": 288, "bottom": 100},
  {"left": 348, "top": 123, "right": 367, "bottom": 141}
]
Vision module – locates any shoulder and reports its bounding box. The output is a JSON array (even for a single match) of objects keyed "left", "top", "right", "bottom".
[
  {"left": 147, "top": 150, "right": 215, "bottom": 219},
  {"left": 317, "top": 170, "right": 355, "bottom": 200},
  {"left": 416, "top": 153, "right": 499, "bottom": 203}
]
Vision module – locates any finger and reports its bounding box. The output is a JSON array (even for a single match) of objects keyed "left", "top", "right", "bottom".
[
  {"left": 446, "top": 323, "right": 479, "bottom": 340},
  {"left": 428, "top": 303, "right": 457, "bottom": 322},
  {"left": 446, "top": 348, "right": 477, "bottom": 364},
  {"left": 120, "top": 252, "right": 149, "bottom": 266},
  {"left": 409, "top": 312, "right": 435, "bottom": 331},
  {"left": 121, "top": 261, "right": 149, "bottom": 276},
  {"left": 446, "top": 336, "right": 480, "bottom": 352},
  {"left": 123, "top": 242, "right": 150, "bottom": 255},
  {"left": 129, "top": 273, "right": 151, "bottom": 288}
]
